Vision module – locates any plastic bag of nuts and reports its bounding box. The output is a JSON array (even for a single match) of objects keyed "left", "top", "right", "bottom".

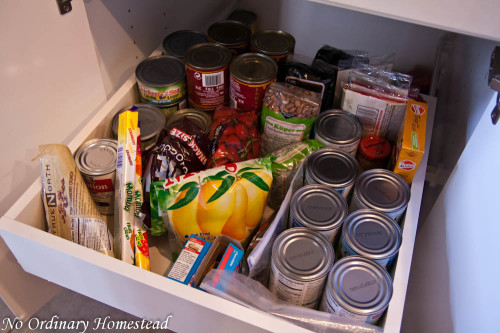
[{"left": 260, "top": 82, "right": 321, "bottom": 154}]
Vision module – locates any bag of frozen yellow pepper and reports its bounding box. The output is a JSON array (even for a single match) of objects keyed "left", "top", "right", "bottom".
[{"left": 151, "top": 157, "right": 273, "bottom": 254}]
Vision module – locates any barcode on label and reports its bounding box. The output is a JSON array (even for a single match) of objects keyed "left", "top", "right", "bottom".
[
  {"left": 355, "top": 105, "right": 378, "bottom": 132},
  {"left": 117, "top": 146, "right": 123, "bottom": 169},
  {"left": 202, "top": 72, "right": 224, "bottom": 87}
]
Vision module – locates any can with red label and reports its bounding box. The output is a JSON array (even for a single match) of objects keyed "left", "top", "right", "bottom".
[
  {"left": 75, "top": 138, "right": 117, "bottom": 215},
  {"left": 184, "top": 43, "right": 232, "bottom": 111},
  {"left": 230, "top": 53, "right": 277, "bottom": 111}
]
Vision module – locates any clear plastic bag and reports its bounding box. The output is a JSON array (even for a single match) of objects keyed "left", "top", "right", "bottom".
[{"left": 201, "top": 269, "right": 383, "bottom": 333}]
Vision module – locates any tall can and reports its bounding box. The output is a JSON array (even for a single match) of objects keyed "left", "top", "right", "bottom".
[
  {"left": 162, "top": 30, "right": 208, "bottom": 59},
  {"left": 305, "top": 148, "right": 360, "bottom": 199},
  {"left": 314, "top": 110, "right": 362, "bottom": 157},
  {"left": 320, "top": 256, "right": 393, "bottom": 324},
  {"left": 135, "top": 55, "right": 186, "bottom": 113},
  {"left": 269, "top": 227, "right": 334, "bottom": 309},
  {"left": 350, "top": 169, "right": 411, "bottom": 222},
  {"left": 227, "top": 9, "right": 257, "bottom": 34},
  {"left": 250, "top": 30, "right": 296, "bottom": 64},
  {"left": 74, "top": 138, "right": 117, "bottom": 215},
  {"left": 340, "top": 209, "right": 402, "bottom": 268},
  {"left": 289, "top": 184, "right": 348, "bottom": 243},
  {"left": 229, "top": 53, "right": 278, "bottom": 112},
  {"left": 207, "top": 21, "right": 251, "bottom": 56},
  {"left": 184, "top": 43, "right": 232, "bottom": 111}
]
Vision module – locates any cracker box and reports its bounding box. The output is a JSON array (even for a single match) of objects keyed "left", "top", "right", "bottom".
[{"left": 390, "top": 99, "right": 427, "bottom": 185}]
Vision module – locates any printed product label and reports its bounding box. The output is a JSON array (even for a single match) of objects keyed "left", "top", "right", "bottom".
[
  {"left": 71, "top": 217, "right": 113, "bottom": 252},
  {"left": 160, "top": 99, "right": 188, "bottom": 120},
  {"left": 269, "top": 263, "right": 326, "bottom": 308},
  {"left": 230, "top": 75, "right": 275, "bottom": 111},
  {"left": 82, "top": 174, "right": 115, "bottom": 215},
  {"left": 137, "top": 80, "right": 186, "bottom": 105},
  {"left": 167, "top": 237, "right": 207, "bottom": 283},
  {"left": 186, "top": 64, "right": 228, "bottom": 109}
]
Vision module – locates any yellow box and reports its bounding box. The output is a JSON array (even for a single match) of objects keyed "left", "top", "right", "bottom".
[{"left": 390, "top": 99, "right": 427, "bottom": 185}]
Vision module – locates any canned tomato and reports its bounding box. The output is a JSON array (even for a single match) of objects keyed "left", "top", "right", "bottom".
[
  {"left": 162, "top": 30, "right": 208, "bottom": 59},
  {"left": 356, "top": 136, "right": 392, "bottom": 173},
  {"left": 112, "top": 104, "right": 166, "bottom": 152},
  {"left": 207, "top": 20, "right": 251, "bottom": 55},
  {"left": 135, "top": 55, "right": 186, "bottom": 107},
  {"left": 227, "top": 9, "right": 257, "bottom": 34},
  {"left": 269, "top": 227, "right": 334, "bottom": 309},
  {"left": 305, "top": 148, "right": 360, "bottom": 199},
  {"left": 166, "top": 108, "right": 212, "bottom": 133},
  {"left": 184, "top": 43, "right": 232, "bottom": 111},
  {"left": 340, "top": 209, "right": 402, "bottom": 268},
  {"left": 314, "top": 110, "right": 362, "bottom": 157},
  {"left": 229, "top": 53, "right": 277, "bottom": 111},
  {"left": 289, "top": 185, "right": 348, "bottom": 243},
  {"left": 320, "top": 256, "right": 392, "bottom": 324},
  {"left": 350, "top": 169, "right": 411, "bottom": 222},
  {"left": 74, "top": 139, "right": 117, "bottom": 215},
  {"left": 250, "top": 30, "right": 296, "bottom": 64}
]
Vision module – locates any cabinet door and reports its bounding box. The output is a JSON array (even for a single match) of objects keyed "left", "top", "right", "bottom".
[
  {"left": 0, "top": 0, "right": 106, "bottom": 319},
  {"left": 402, "top": 95, "right": 500, "bottom": 332}
]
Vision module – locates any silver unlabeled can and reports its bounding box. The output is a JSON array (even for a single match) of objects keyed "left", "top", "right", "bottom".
[
  {"left": 74, "top": 138, "right": 117, "bottom": 215},
  {"left": 305, "top": 148, "right": 360, "bottom": 199},
  {"left": 314, "top": 110, "right": 362, "bottom": 157},
  {"left": 269, "top": 227, "right": 334, "bottom": 309},
  {"left": 340, "top": 209, "right": 402, "bottom": 268},
  {"left": 320, "top": 256, "right": 393, "bottom": 324},
  {"left": 289, "top": 184, "right": 348, "bottom": 243},
  {"left": 350, "top": 169, "right": 411, "bottom": 222}
]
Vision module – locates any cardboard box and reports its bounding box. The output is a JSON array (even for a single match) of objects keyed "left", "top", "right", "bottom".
[{"left": 390, "top": 99, "right": 428, "bottom": 185}]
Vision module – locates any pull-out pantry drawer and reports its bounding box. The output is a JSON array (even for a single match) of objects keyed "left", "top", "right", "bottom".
[{"left": 0, "top": 55, "right": 436, "bottom": 332}]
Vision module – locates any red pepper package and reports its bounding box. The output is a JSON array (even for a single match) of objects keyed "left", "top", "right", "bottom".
[{"left": 209, "top": 107, "right": 261, "bottom": 167}]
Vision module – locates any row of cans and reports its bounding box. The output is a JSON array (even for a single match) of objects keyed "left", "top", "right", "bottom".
[{"left": 269, "top": 227, "right": 393, "bottom": 324}]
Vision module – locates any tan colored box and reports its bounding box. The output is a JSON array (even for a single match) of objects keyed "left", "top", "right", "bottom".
[{"left": 390, "top": 99, "right": 427, "bottom": 185}]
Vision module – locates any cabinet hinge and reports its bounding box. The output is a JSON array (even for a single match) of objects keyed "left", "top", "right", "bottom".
[{"left": 56, "top": 0, "right": 72, "bottom": 15}]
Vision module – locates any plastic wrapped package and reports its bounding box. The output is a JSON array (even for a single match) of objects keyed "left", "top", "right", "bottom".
[{"left": 201, "top": 269, "right": 382, "bottom": 333}]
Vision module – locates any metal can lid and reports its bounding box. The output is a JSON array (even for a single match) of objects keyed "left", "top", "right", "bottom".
[
  {"left": 354, "top": 169, "right": 411, "bottom": 213},
  {"left": 227, "top": 10, "right": 257, "bottom": 26},
  {"left": 207, "top": 20, "right": 251, "bottom": 47},
  {"left": 314, "top": 110, "right": 362, "bottom": 145},
  {"left": 250, "top": 30, "right": 296, "bottom": 55},
  {"left": 135, "top": 55, "right": 186, "bottom": 88},
  {"left": 111, "top": 104, "right": 166, "bottom": 141},
  {"left": 342, "top": 209, "right": 402, "bottom": 259},
  {"left": 184, "top": 43, "right": 232, "bottom": 70},
  {"left": 230, "top": 53, "right": 278, "bottom": 84},
  {"left": 327, "top": 256, "right": 392, "bottom": 315},
  {"left": 358, "top": 136, "right": 392, "bottom": 161},
  {"left": 166, "top": 108, "right": 212, "bottom": 133},
  {"left": 306, "top": 148, "right": 360, "bottom": 188},
  {"left": 162, "top": 30, "right": 208, "bottom": 59},
  {"left": 272, "top": 227, "right": 334, "bottom": 282},
  {"left": 290, "top": 185, "right": 348, "bottom": 231},
  {"left": 74, "top": 138, "right": 117, "bottom": 176}
]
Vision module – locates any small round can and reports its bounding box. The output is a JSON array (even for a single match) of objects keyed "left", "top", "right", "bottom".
[
  {"left": 162, "top": 30, "right": 208, "bottom": 59},
  {"left": 350, "top": 169, "right": 411, "bottom": 222},
  {"left": 229, "top": 53, "right": 278, "bottom": 111},
  {"left": 166, "top": 108, "right": 212, "bottom": 133},
  {"left": 320, "top": 256, "right": 393, "bottom": 324},
  {"left": 135, "top": 55, "right": 186, "bottom": 107},
  {"left": 314, "top": 110, "right": 362, "bottom": 157},
  {"left": 340, "top": 209, "right": 402, "bottom": 268},
  {"left": 269, "top": 227, "right": 334, "bottom": 309},
  {"left": 74, "top": 138, "right": 117, "bottom": 215},
  {"left": 111, "top": 104, "right": 166, "bottom": 152},
  {"left": 184, "top": 43, "right": 232, "bottom": 111},
  {"left": 305, "top": 148, "right": 360, "bottom": 199},
  {"left": 227, "top": 9, "right": 257, "bottom": 34},
  {"left": 250, "top": 30, "right": 296, "bottom": 64},
  {"left": 207, "top": 20, "right": 251, "bottom": 55},
  {"left": 289, "top": 184, "right": 348, "bottom": 243}
]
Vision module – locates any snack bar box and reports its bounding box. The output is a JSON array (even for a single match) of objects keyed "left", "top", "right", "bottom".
[{"left": 1, "top": 1, "right": 499, "bottom": 332}]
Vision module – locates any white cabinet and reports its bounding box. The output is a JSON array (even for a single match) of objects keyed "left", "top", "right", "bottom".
[{"left": 1, "top": 0, "right": 498, "bottom": 331}]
